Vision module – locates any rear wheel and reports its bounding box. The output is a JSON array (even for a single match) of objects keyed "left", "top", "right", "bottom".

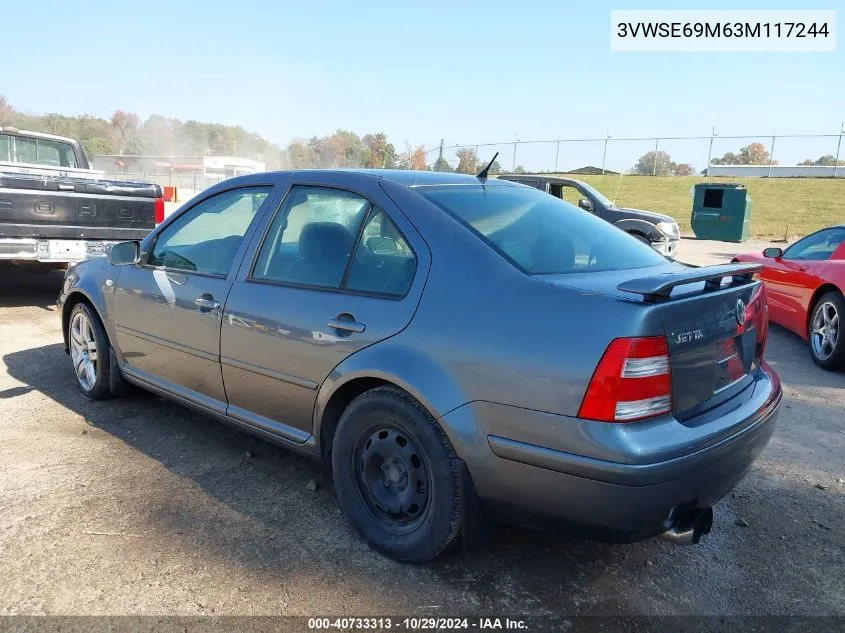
[
  {"left": 809, "top": 291, "right": 845, "bottom": 371},
  {"left": 331, "top": 387, "right": 463, "bottom": 562}
]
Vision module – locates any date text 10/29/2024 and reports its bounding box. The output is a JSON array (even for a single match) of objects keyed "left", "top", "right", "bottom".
[{"left": 308, "top": 618, "right": 528, "bottom": 630}]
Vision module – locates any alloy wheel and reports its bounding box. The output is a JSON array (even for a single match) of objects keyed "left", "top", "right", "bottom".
[
  {"left": 811, "top": 300, "right": 839, "bottom": 361},
  {"left": 69, "top": 311, "right": 98, "bottom": 391}
]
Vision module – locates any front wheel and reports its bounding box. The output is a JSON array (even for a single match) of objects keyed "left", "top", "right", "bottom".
[
  {"left": 809, "top": 291, "right": 845, "bottom": 371},
  {"left": 67, "top": 302, "right": 113, "bottom": 399},
  {"left": 332, "top": 387, "right": 463, "bottom": 562}
]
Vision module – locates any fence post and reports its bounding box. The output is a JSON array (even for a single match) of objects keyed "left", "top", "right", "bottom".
[
  {"left": 601, "top": 133, "right": 610, "bottom": 175},
  {"left": 706, "top": 126, "right": 716, "bottom": 175},
  {"left": 768, "top": 130, "right": 776, "bottom": 178},
  {"left": 651, "top": 138, "right": 659, "bottom": 176},
  {"left": 834, "top": 123, "right": 844, "bottom": 179},
  {"left": 554, "top": 140, "right": 560, "bottom": 173}
]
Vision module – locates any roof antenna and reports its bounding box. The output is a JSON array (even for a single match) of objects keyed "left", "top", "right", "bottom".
[{"left": 476, "top": 152, "right": 499, "bottom": 181}]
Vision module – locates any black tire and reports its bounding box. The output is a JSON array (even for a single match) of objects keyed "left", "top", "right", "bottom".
[
  {"left": 808, "top": 291, "right": 845, "bottom": 371},
  {"left": 332, "top": 386, "right": 463, "bottom": 562},
  {"left": 67, "top": 302, "right": 114, "bottom": 400},
  {"left": 632, "top": 232, "right": 651, "bottom": 246}
]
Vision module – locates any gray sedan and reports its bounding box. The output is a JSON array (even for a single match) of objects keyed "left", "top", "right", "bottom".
[{"left": 58, "top": 169, "right": 781, "bottom": 562}]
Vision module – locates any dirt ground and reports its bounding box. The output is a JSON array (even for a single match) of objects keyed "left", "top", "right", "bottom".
[{"left": 0, "top": 238, "right": 843, "bottom": 616}]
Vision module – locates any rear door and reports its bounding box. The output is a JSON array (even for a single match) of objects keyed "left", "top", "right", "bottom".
[
  {"left": 220, "top": 175, "right": 430, "bottom": 439},
  {"left": 113, "top": 185, "right": 275, "bottom": 412}
]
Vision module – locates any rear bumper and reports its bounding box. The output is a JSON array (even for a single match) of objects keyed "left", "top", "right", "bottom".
[
  {"left": 0, "top": 237, "right": 118, "bottom": 262},
  {"left": 442, "top": 364, "right": 781, "bottom": 541}
]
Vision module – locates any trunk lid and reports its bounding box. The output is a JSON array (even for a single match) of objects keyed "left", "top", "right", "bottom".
[{"left": 538, "top": 262, "right": 767, "bottom": 422}]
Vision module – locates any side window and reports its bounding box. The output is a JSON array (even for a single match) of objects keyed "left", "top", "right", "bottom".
[
  {"left": 561, "top": 185, "right": 585, "bottom": 207},
  {"left": 14, "top": 136, "right": 37, "bottom": 164},
  {"left": 148, "top": 186, "right": 271, "bottom": 275},
  {"left": 347, "top": 210, "right": 417, "bottom": 297},
  {"left": 253, "top": 186, "right": 370, "bottom": 288},
  {"left": 0, "top": 134, "right": 10, "bottom": 162},
  {"left": 38, "top": 139, "right": 78, "bottom": 168},
  {"left": 783, "top": 229, "right": 845, "bottom": 262}
]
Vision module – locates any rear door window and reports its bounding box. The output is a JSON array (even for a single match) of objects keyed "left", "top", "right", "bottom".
[{"left": 252, "top": 186, "right": 370, "bottom": 288}]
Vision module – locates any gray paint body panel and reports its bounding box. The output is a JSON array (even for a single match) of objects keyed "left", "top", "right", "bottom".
[{"left": 58, "top": 169, "right": 782, "bottom": 542}]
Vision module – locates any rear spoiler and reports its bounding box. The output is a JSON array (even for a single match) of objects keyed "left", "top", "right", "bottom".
[{"left": 618, "top": 263, "right": 762, "bottom": 303}]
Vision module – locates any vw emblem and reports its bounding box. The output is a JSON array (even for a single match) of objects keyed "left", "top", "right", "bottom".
[{"left": 735, "top": 299, "right": 747, "bottom": 326}]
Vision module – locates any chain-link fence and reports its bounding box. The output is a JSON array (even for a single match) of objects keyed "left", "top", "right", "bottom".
[
  {"left": 102, "top": 171, "right": 228, "bottom": 191},
  {"left": 422, "top": 127, "right": 845, "bottom": 177},
  {"left": 101, "top": 127, "right": 845, "bottom": 202}
]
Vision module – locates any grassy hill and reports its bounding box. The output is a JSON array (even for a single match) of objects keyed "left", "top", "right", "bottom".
[{"left": 549, "top": 175, "right": 845, "bottom": 239}]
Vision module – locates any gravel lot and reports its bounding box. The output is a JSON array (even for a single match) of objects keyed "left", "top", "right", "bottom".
[{"left": 1, "top": 238, "right": 843, "bottom": 616}]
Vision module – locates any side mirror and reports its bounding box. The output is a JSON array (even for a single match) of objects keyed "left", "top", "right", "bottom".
[
  {"left": 578, "top": 198, "right": 594, "bottom": 212},
  {"left": 108, "top": 240, "right": 140, "bottom": 266},
  {"left": 762, "top": 247, "right": 783, "bottom": 258}
]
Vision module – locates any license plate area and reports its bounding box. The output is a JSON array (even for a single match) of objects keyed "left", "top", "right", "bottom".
[
  {"left": 47, "top": 239, "right": 88, "bottom": 261},
  {"left": 713, "top": 329, "right": 755, "bottom": 394}
]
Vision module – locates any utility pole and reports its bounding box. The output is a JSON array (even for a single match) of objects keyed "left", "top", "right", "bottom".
[
  {"left": 706, "top": 126, "right": 717, "bottom": 174},
  {"left": 512, "top": 133, "right": 518, "bottom": 172},
  {"left": 554, "top": 140, "right": 560, "bottom": 173},
  {"left": 601, "top": 130, "right": 610, "bottom": 175},
  {"left": 437, "top": 138, "right": 444, "bottom": 171}
]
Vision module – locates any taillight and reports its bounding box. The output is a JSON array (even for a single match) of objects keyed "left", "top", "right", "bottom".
[
  {"left": 578, "top": 336, "right": 672, "bottom": 423},
  {"left": 745, "top": 283, "right": 769, "bottom": 366},
  {"left": 154, "top": 197, "right": 165, "bottom": 224}
]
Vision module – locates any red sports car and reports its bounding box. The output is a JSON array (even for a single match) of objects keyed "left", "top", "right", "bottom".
[{"left": 734, "top": 225, "right": 845, "bottom": 371}]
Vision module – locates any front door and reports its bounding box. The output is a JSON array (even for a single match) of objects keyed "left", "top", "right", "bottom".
[
  {"left": 220, "top": 179, "right": 429, "bottom": 440},
  {"left": 113, "top": 185, "right": 275, "bottom": 412},
  {"left": 761, "top": 227, "right": 845, "bottom": 335}
]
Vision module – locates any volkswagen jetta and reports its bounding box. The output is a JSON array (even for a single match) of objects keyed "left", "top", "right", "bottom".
[{"left": 59, "top": 169, "right": 781, "bottom": 562}]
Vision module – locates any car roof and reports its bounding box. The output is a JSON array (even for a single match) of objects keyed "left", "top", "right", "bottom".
[
  {"left": 218, "top": 169, "right": 529, "bottom": 190},
  {"left": 499, "top": 174, "right": 586, "bottom": 186}
]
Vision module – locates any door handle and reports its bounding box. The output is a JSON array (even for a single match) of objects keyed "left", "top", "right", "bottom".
[
  {"left": 328, "top": 314, "right": 366, "bottom": 333},
  {"left": 195, "top": 296, "right": 220, "bottom": 310}
]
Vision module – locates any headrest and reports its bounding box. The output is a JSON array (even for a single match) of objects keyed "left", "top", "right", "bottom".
[{"left": 298, "top": 222, "right": 353, "bottom": 259}]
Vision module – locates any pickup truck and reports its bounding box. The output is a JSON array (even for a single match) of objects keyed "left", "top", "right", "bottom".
[
  {"left": 0, "top": 128, "right": 162, "bottom": 264},
  {"left": 498, "top": 174, "right": 681, "bottom": 258}
]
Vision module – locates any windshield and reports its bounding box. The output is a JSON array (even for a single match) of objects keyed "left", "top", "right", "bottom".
[{"left": 420, "top": 184, "right": 667, "bottom": 275}]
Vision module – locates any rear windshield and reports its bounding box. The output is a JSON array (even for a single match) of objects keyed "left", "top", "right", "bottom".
[{"left": 420, "top": 183, "right": 666, "bottom": 275}]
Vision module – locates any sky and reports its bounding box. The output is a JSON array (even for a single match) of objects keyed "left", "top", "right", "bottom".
[{"left": 3, "top": 0, "right": 843, "bottom": 171}]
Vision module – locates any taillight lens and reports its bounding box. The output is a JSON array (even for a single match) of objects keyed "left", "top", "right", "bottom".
[
  {"left": 578, "top": 336, "right": 672, "bottom": 423},
  {"left": 154, "top": 197, "right": 165, "bottom": 224},
  {"left": 744, "top": 283, "right": 769, "bottom": 367}
]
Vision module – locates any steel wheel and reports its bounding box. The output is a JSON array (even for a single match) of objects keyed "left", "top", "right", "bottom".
[
  {"left": 354, "top": 425, "right": 431, "bottom": 534},
  {"left": 811, "top": 300, "right": 839, "bottom": 361},
  {"left": 69, "top": 310, "right": 98, "bottom": 391}
]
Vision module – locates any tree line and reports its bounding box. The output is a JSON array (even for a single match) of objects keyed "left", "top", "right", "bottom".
[
  {"left": 0, "top": 95, "right": 500, "bottom": 174},
  {"left": 7, "top": 97, "right": 836, "bottom": 175}
]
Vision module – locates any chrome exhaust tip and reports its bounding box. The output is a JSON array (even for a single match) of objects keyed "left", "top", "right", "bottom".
[{"left": 660, "top": 507, "right": 714, "bottom": 545}]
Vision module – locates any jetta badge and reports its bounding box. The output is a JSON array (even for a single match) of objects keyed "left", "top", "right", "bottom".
[{"left": 735, "top": 299, "right": 747, "bottom": 326}]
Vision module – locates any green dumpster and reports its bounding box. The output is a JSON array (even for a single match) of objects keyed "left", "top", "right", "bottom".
[{"left": 691, "top": 183, "right": 752, "bottom": 242}]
